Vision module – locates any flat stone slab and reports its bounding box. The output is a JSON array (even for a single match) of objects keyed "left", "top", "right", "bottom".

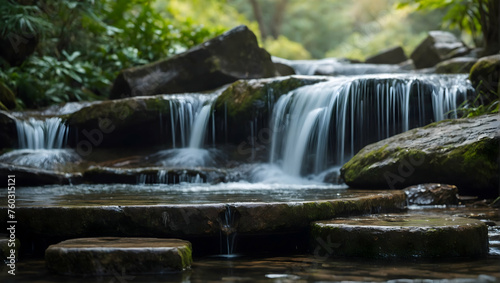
[
  {"left": 1, "top": 191, "right": 405, "bottom": 239},
  {"left": 311, "top": 214, "right": 488, "bottom": 258},
  {"left": 45, "top": 237, "right": 192, "bottom": 276}
]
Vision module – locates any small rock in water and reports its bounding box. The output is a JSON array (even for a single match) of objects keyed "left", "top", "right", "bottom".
[{"left": 404, "top": 183, "right": 458, "bottom": 206}]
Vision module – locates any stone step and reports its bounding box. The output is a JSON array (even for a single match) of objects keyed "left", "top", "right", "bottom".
[
  {"left": 310, "top": 214, "right": 488, "bottom": 258},
  {"left": 45, "top": 237, "right": 192, "bottom": 276}
]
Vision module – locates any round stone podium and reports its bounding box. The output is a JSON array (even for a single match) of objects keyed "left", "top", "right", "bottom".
[
  {"left": 45, "top": 237, "right": 192, "bottom": 276},
  {"left": 310, "top": 214, "right": 488, "bottom": 258}
]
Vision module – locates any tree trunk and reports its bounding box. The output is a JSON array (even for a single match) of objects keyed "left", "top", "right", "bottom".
[
  {"left": 481, "top": 0, "right": 500, "bottom": 55},
  {"left": 249, "top": 0, "right": 267, "bottom": 40},
  {"left": 270, "top": 0, "right": 288, "bottom": 39}
]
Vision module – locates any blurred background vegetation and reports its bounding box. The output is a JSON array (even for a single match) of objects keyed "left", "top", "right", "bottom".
[{"left": 0, "top": 0, "right": 496, "bottom": 109}]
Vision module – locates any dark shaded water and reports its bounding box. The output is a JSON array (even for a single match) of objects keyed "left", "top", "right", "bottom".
[{"left": 2, "top": 254, "right": 499, "bottom": 282}]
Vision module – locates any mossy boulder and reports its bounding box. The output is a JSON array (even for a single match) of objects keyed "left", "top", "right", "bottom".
[
  {"left": 66, "top": 95, "right": 173, "bottom": 148},
  {"left": 310, "top": 214, "right": 488, "bottom": 258},
  {"left": 435, "top": 57, "right": 477, "bottom": 74},
  {"left": 213, "top": 75, "right": 327, "bottom": 144},
  {"left": 365, "top": 46, "right": 408, "bottom": 65},
  {"left": 45, "top": 237, "right": 192, "bottom": 276},
  {"left": 340, "top": 114, "right": 500, "bottom": 197},
  {"left": 469, "top": 54, "right": 500, "bottom": 105},
  {"left": 110, "top": 25, "right": 276, "bottom": 99}
]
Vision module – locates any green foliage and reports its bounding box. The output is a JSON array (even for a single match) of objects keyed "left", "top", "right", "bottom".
[
  {"left": 263, "top": 35, "right": 312, "bottom": 59},
  {"left": 0, "top": 0, "right": 226, "bottom": 109},
  {"left": 399, "top": 0, "right": 500, "bottom": 53}
]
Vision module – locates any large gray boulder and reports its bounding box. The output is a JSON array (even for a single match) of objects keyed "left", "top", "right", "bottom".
[
  {"left": 110, "top": 25, "right": 276, "bottom": 99},
  {"left": 411, "top": 31, "right": 469, "bottom": 69},
  {"left": 340, "top": 114, "right": 499, "bottom": 197}
]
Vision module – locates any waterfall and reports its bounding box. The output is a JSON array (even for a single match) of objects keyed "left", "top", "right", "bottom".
[
  {"left": 164, "top": 93, "right": 218, "bottom": 148},
  {"left": 269, "top": 74, "right": 473, "bottom": 177},
  {"left": 150, "top": 93, "right": 221, "bottom": 169},
  {"left": 16, "top": 117, "right": 68, "bottom": 149},
  {"left": 0, "top": 116, "right": 79, "bottom": 170}
]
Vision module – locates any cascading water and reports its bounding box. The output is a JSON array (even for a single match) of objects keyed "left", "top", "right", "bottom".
[
  {"left": 150, "top": 93, "right": 222, "bottom": 168},
  {"left": 0, "top": 116, "right": 79, "bottom": 170},
  {"left": 16, "top": 117, "right": 68, "bottom": 149},
  {"left": 268, "top": 74, "right": 473, "bottom": 178}
]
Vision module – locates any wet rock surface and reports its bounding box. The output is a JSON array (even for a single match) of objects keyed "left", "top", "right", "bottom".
[
  {"left": 0, "top": 163, "right": 81, "bottom": 186},
  {"left": 110, "top": 25, "right": 276, "bottom": 99},
  {"left": 404, "top": 183, "right": 458, "bottom": 205},
  {"left": 213, "top": 75, "right": 326, "bottom": 145},
  {"left": 45, "top": 237, "right": 192, "bottom": 276},
  {"left": 0, "top": 191, "right": 405, "bottom": 240},
  {"left": 341, "top": 114, "right": 500, "bottom": 197},
  {"left": 311, "top": 214, "right": 489, "bottom": 258},
  {"left": 83, "top": 166, "right": 227, "bottom": 184}
]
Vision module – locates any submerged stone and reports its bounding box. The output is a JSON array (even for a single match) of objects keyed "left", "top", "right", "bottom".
[
  {"left": 0, "top": 163, "right": 80, "bottom": 186},
  {"left": 110, "top": 25, "right": 276, "bottom": 99},
  {"left": 341, "top": 114, "right": 500, "bottom": 197},
  {"left": 310, "top": 214, "right": 488, "bottom": 258},
  {"left": 404, "top": 183, "right": 458, "bottom": 206},
  {"left": 45, "top": 237, "right": 192, "bottom": 276}
]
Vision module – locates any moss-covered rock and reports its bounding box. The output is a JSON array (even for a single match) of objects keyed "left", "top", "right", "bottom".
[
  {"left": 66, "top": 95, "right": 172, "bottom": 147},
  {"left": 310, "top": 214, "right": 488, "bottom": 258},
  {"left": 0, "top": 82, "right": 16, "bottom": 110},
  {"left": 45, "top": 237, "right": 192, "bottom": 275},
  {"left": 110, "top": 25, "right": 276, "bottom": 99},
  {"left": 469, "top": 54, "right": 500, "bottom": 105},
  {"left": 340, "top": 114, "right": 499, "bottom": 197},
  {"left": 213, "top": 75, "right": 327, "bottom": 144}
]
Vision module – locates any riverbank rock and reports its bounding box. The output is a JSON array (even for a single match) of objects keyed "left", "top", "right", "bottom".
[
  {"left": 0, "top": 111, "right": 17, "bottom": 150},
  {"left": 110, "top": 25, "right": 276, "bottom": 99},
  {"left": 310, "top": 214, "right": 488, "bottom": 258},
  {"left": 435, "top": 57, "right": 478, "bottom": 74},
  {"left": 365, "top": 46, "right": 408, "bottom": 64},
  {"left": 45, "top": 238, "right": 192, "bottom": 276},
  {"left": 340, "top": 114, "right": 500, "bottom": 197},
  {"left": 213, "top": 76, "right": 327, "bottom": 145},
  {"left": 66, "top": 95, "right": 173, "bottom": 148},
  {"left": 411, "top": 31, "right": 469, "bottom": 69},
  {"left": 469, "top": 54, "right": 500, "bottom": 105},
  {"left": 404, "top": 183, "right": 458, "bottom": 205}
]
